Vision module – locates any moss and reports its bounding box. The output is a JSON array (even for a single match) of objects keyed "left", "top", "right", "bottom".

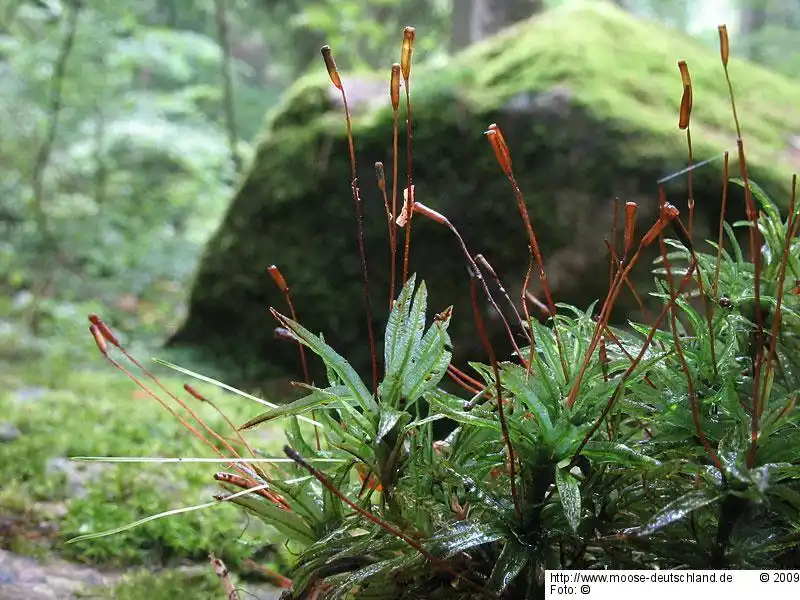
[
  {"left": 90, "top": 566, "right": 282, "bottom": 600},
  {"left": 456, "top": 3, "right": 800, "bottom": 154},
  {"left": 171, "top": 1, "right": 800, "bottom": 381},
  {"left": 89, "top": 568, "right": 223, "bottom": 600},
  {"left": 0, "top": 351, "right": 287, "bottom": 568}
]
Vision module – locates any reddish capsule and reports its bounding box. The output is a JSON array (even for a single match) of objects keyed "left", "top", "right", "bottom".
[
  {"left": 412, "top": 201, "right": 448, "bottom": 226},
  {"left": 375, "top": 162, "right": 386, "bottom": 192},
  {"left": 401, "top": 27, "right": 415, "bottom": 81},
  {"left": 88, "top": 314, "right": 120, "bottom": 346},
  {"left": 89, "top": 324, "right": 108, "bottom": 356},
  {"left": 718, "top": 25, "right": 729, "bottom": 67},
  {"left": 267, "top": 265, "right": 289, "bottom": 293},
  {"left": 390, "top": 63, "right": 401, "bottom": 110},
  {"left": 485, "top": 124, "right": 512, "bottom": 177},
  {"left": 641, "top": 203, "right": 680, "bottom": 246},
  {"left": 320, "top": 46, "right": 341, "bottom": 90},
  {"left": 677, "top": 61, "right": 693, "bottom": 130},
  {"left": 184, "top": 384, "right": 206, "bottom": 401}
]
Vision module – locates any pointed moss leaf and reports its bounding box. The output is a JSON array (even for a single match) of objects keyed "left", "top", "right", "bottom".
[
  {"left": 379, "top": 276, "right": 429, "bottom": 406},
  {"left": 321, "top": 333, "right": 340, "bottom": 387},
  {"left": 227, "top": 494, "right": 316, "bottom": 546},
  {"left": 552, "top": 421, "right": 585, "bottom": 460},
  {"left": 152, "top": 358, "right": 319, "bottom": 425},
  {"left": 387, "top": 276, "right": 426, "bottom": 383},
  {"left": 555, "top": 467, "right": 581, "bottom": 532},
  {"left": 322, "top": 462, "right": 353, "bottom": 525},
  {"left": 466, "top": 361, "right": 494, "bottom": 383},
  {"left": 531, "top": 318, "right": 568, "bottom": 386},
  {"left": 750, "top": 531, "right": 800, "bottom": 557},
  {"left": 329, "top": 528, "right": 405, "bottom": 564},
  {"left": 402, "top": 413, "right": 446, "bottom": 433},
  {"left": 298, "top": 532, "right": 409, "bottom": 597},
  {"left": 329, "top": 553, "right": 419, "bottom": 600},
  {"left": 582, "top": 441, "right": 661, "bottom": 467},
  {"left": 267, "top": 478, "right": 325, "bottom": 524},
  {"left": 758, "top": 463, "right": 800, "bottom": 481},
  {"left": 487, "top": 541, "right": 528, "bottom": 594},
  {"left": 624, "top": 489, "right": 723, "bottom": 538},
  {"left": 285, "top": 416, "right": 316, "bottom": 457},
  {"left": 332, "top": 388, "right": 375, "bottom": 435},
  {"left": 275, "top": 312, "right": 377, "bottom": 415},
  {"left": 376, "top": 406, "right": 410, "bottom": 445},
  {"left": 769, "top": 486, "right": 800, "bottom": 510},
  {"left": 239, "top": 384, "right": 348, "bottom": 430},
  {"left": 402, "top": 307, "right": 452, "bottom": 405},
  {"left": 407, "top": 278, "right": 427, "bottom": 353},
  {"left": 724, "top": 221, "right": 744, "bottom": 264},
  {"left": 428, "top": 389, "right": 502, "bottom": 433},
  {"left": 440, "top": 465, "right": 507, "bottom": 513},
  {"left": 718, "top": 424, "right": 748, "bottom": 478},
  {"left": 500, "top": 363, "right": 553, "bottom": 433},
  {"left": 384, "top": 274, "right": 417, "bottom": 371},
  {"left": 65, "top": 500, "right": 219, "bottom": 544},
  {"left": 730, "top": 178, "right": 780, "bottom": 221},
  {"left": 428, "top": 521, "right": 504, "bottom": 557}
]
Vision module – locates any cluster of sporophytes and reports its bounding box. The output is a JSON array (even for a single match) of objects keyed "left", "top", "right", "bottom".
[{"left": 76, "top": 24, "right": 799, "bottom": 600}]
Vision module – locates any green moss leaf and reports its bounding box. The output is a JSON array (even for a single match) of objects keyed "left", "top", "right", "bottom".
[
  {"left": 501, "top": 363, "right": 554, "bottom": 434},
  {"left": 555, "top": 467, "right": 581, "bottom": 533},
  {"left": 274, "top": 311, "right": 377, "bottom": 419},
  {"left": 376, "top": 406, "right": 409, "bottom": 445},
  {"left": 581, "top": 441, "right": 661, "bottom": 468},
  {"left": 239, "top": 384, "right": 345, "bottom": 430},
  {"left": 401, "top": 305, "right": 452, "bottom": 407},
  {"left": 487, "top": 540, "right": 528, "bottom": 594},
  {"left": 380, "top": 275, "right": 428, "bottom": 407},
  {"left": 224, "top": 493, "right": 316, "bottom": 546},
  {"left": 427, "top": 521, "right": 504, "bottom": 557},
  {"left": 730, "top": 178, "right": 781, "bottom": 222},
  {"left": 624, "top": 489, "right": 724, "bottom": 538}
]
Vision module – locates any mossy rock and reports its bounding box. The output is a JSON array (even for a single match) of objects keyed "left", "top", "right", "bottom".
[{"left": 170, "top": 2, "right": 800, "bottom": 381}]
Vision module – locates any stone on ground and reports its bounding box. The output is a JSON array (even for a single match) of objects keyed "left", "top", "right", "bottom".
[{"left": 171, "top": 2, "right": 800, "bottom": 380}]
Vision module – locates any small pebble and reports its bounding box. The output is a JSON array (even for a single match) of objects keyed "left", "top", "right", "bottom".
[{"left": 0, "top": 423, "right": 21, "bottom": 443}]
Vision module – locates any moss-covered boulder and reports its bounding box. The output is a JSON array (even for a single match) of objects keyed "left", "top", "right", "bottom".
[{"left": 170, "top": 2, "right": 800, "bottom": 381}]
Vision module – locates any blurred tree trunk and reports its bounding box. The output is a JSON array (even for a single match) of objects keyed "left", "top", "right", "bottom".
[
  {"left": 450, "top": 0, "right": 543, "bottom": 52},
  {"left": 739, "top": 0, "right": 769, "bottom": 62},
  {"left": 213, "top": 0, "right": 242, "bottom": 174}
]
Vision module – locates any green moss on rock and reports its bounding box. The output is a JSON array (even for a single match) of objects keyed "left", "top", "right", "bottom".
[
  {"left": 0, "top": 360, "right": 284, "bottom": 568},
  {"left": 171, "top": 2, "right": 800, "bottom": 380}
]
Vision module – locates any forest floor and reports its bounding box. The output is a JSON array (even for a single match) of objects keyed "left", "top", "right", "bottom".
[{"left": 0, "top": 289, "right": 292, "bottom": 599}]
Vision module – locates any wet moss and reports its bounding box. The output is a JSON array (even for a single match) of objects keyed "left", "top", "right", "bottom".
[
  {"left": 0, "top": 358, "right": 285, "bottom": 568},
  {"left": 172, "top": 2, "right": 800, "bottom": 381},
  {"left": 93, "top": 568, "right": 226, "bottom": 600}
]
